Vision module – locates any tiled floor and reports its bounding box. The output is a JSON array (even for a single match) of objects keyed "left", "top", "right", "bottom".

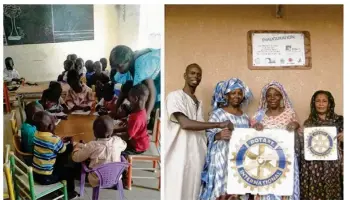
[{"left": 3, "top": 107, "right": 160, "bottom": 200}]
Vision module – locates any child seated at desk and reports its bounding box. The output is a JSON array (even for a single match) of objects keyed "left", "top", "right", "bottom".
[
  {"left": 85, "top": 60, "right": 94, "bottom": 84},
  {"left": 100, "top": 58, "right": 110, "bottom": 77},
  {"left": 92, "top": 61, "right": 110, "bottom": 83},
  {"left": 72, "top": 115, "right": 127, "bottom": 187},
  {"left": 58, "top": 60, "right": 74, "bottom": 82},
  {"left": 32, "top": 111, "right": 79, "bottom": 199},
  {"left": 65, "top": 69, "right": 94, "bottom": 112},
  {"left": 67, "top": 54, "right": 78, "bottom": 63},
  {"left": 21, "top": 101, "right": 44, "bottom": 153},
  {"left": 4, "top": 57, "right": 24, "bottom": 85},
  {"left": 96, "top": 82, "right": 117, "bottom": 115},
  {"left": 108, "top": 81, "right": 132, "bottom": 119},
  {"left": 75, "top": 58, "right": 87, "bottom": 77},
  {"left": 113, "top": 84, "right": 150, "bottom": 155},
  {"left": 40, "top": 81, "right": 68, "bottom": 119},
  {"left": 88, "top": 61, "right": 110, "bottom": 100}
]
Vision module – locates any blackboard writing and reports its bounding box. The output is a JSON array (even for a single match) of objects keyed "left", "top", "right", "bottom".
[{"left": 3, "top": 4, "right": 94, "bottom": 45}]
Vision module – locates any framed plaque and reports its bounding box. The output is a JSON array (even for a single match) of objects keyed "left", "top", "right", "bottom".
[{"left": 247, "top": 30, "right": 311, "bottom": 70}]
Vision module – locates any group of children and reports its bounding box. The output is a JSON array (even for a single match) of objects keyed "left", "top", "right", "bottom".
[
  {"left": 15, "top": 54, "right": 151, "bottom": 199},
  {"left": 58, "top": 54, "right": 109, "bottom": 88}
]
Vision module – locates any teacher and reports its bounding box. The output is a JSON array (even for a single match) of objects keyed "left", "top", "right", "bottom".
[{"left": 109, "top": 45, "right": 160, "bottom": 122}]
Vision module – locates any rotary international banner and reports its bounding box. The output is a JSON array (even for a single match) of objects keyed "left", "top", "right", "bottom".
[
  {"left": 227, "top": 128, "right": 294, "bottom": 196},
  {"left": 304, "top": 127, "right": 337, "bottom": 161}
]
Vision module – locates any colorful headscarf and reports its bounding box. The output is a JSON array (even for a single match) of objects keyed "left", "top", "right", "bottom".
[
  {"left": 211, "top": 78, "right": 253, "bottom": 110},
  {"left": 211, "top": 81, "right": 226, "bottom": 110},
  {"left": 254, "top": 81, "right": 293, "bottom": 122}
]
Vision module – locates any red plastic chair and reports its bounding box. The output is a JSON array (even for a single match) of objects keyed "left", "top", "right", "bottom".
[{"left": 3, "top": 82, "right": 11, "bottom": 113}]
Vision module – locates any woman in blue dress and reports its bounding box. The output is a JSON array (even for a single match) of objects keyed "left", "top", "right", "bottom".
[
  {"left": 200, "top": 78, "right": 253, "bottom": 200},
  {"left": 109, "top": 45, "right": 160, "bottom": 124}
]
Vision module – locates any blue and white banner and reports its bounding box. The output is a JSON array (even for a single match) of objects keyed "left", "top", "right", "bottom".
[{"left": 227, "top": 128, "right": 294, "bottom": 196}]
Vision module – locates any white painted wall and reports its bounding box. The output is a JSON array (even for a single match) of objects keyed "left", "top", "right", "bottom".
[
  {"left": 3, "top": 5, "right": 119, "bottom": 82},
  {"left": 138, "top": 4, "right": 162, "bottom": 49},
  {"left": 116, "top": 5, "right": 141, "bottom": 50}
]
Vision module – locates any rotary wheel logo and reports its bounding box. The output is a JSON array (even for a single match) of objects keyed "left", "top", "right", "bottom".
[
  {"left": 307, "top": 129, "right": 334, "bottom": 158},
  {"left": 230, "top": 136, "right": 290, "bottom": 191}
]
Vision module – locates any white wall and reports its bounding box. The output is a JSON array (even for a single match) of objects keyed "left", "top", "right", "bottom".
[
  {"left": 116, "top": 5, "right": 141, "bottom": 50},
  {"left": 138, "top": 4, "right": 162, "bottom": 49},
  {"left": 3, "top": 5, "right": 119, "bottom": 82},
  {"left": 116, "top": 4, "right": 162, "bottom": 49}
]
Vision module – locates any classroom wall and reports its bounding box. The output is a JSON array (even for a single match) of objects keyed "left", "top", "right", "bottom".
[
  {"left": 3, "top": 5, "right": 119, "bottom": 82},
  {"left": 165, "top": 5, "right": 343, "bottom": 122},
  {"left": 117, "top": 5, "right": 141, "bottom": 50}
]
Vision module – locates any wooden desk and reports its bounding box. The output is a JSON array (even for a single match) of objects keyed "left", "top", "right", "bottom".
[
  {"left": 16, "top": 82, "right": 70, "bottom": 122},
  {"left": 55, "top": 114, "right": 97, "bottom": 143},
  {"left": 15, "top": 82, "right": 70, "bottom": 96}
]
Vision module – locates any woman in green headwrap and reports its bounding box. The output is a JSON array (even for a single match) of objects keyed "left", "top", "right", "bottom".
[{"left": 109, "top": 45, "right": 160, "bottom": 124}]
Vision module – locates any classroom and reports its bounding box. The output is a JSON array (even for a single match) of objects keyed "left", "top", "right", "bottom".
[{"left": 3, "top": 4, "right": 161, "bottom": 200}]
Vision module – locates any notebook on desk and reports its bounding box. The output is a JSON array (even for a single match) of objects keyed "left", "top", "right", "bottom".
[
  {"left": 71, "top": 110, "right": 91, "bottom": 115},
  {"left": 92, "top": 111, "right": 111, "bottom": 116}
]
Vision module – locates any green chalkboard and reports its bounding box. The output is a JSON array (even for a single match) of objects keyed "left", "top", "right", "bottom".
[{"left": 3, "top": 4, "right": 94, "bottom": 45}]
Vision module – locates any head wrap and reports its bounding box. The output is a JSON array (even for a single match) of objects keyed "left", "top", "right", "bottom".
[
  {"left": 211, "top": 78, "right": 253, "bottom": 110},
  {"left": 254, "top": 81, "right": 293, "bottom": 122}
]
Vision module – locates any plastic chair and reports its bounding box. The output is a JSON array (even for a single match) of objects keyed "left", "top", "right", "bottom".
[
  {"left": 12, "top": 135, "right": 33, "bottom": 166},
  {"left": 4, "top": 144, "right": 15, "bottom": 200},
  {"left": 4, "top": 144, "right": 10, "bottom": 163},
  {"left": 9, "top": 151, "right": 68, "bottom": 200},
  {"left": 79, "top": 156, "right": 129, "bottom": 200},
  {"left": 4, "top": 161, "right": 15, "bottom": 200},
  {"left": 126, "top": 118, "right": 161, "bottom": 190},
  {"left": 152, "top": 109, "right": 161, "bottom": 168},
  {"left": 4, "top": 82, "right": 11, "bottom": 113},
  {"left": 10, "top": 110, "right": 19, "bottom": 136}
]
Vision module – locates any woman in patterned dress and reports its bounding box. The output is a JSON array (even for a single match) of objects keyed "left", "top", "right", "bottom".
[
  {"left": 300, "top": 90, "right": 343, "bottom": 200},
  {"left": 200, "top": 78, "right": 253, "bottom": 200},
  {"left": 251, "top": 81, "right": 301, "bottom": 200}
]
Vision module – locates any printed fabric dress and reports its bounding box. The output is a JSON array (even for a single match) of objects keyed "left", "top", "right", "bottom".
[
  {"left": 251, "top": 108, "right": 301, "bottom": 200},
  {"left": 299, "top": 115, "right": 343, "bottom": 200},
  {"left": 200, "top": 108, "right": 251, "bottom": 200}
]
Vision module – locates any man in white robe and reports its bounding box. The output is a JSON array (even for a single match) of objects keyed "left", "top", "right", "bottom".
[{"left": 164, "top": 63, "right": 233, "bottom": 200}]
